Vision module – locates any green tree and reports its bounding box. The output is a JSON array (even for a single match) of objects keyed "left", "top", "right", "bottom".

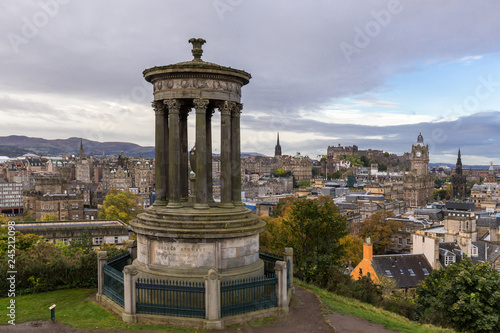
[
  {"left": 99, "top": 189, "right": 142, "bottom": 224},
  {"left": 273, "top": 168, "right": 291, "bottom": 178},
  {"left": 269, "top": 196, "right": 349, "bottom": 282},
  {"left": 378, "top": 162, "right": 387, "bottom": 171},
  {"left": 344, "top": 154, "right": 362, "bottom": 167},
  {"left": 416, "top": 260, "right": 500, "bottom": 333},
  {"left": 296, "top": 179, "right": 310, "bottom": 188},
  {"left": 0, "top": 216, "right": 42, "bottom": 256},
  {"left": 357, "top": 211, "right": 402, "bottom": 255}
]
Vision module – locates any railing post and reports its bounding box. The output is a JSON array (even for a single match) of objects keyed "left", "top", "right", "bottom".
[
  {"left": 127, "top": 240, "right": 137, "bottom": 262},
  {"left": 275, "top": 260, "right": 289, "bottom": 314},
  {"left": 204, "top": 269, "right": 222, "bottom": 329},
  {"left": 122, "top": 265, "right": 138, "bottom": 323},
  {"left": 284, "top": 247, "right": 294, "bottom": 294},
  {"left": 96, "top": 251, "right": 108, "bottom": 302}
]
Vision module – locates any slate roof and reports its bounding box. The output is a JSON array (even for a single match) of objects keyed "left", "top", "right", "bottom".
[
  {"left": 471, "top": 241, "right": 500, "bottom": 265},
  {"left": 445, "top": 201, "right": 475, "bottom": 211},
  {"left": 371, "top": 254, "right": 432, "bottom": 289}
]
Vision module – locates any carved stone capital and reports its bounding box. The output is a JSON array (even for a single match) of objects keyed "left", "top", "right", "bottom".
[
  {"left": 219, "top": 101, "right": 236, "bottom": 116},
  {"left": 151, "top": 101, "right": 166, "bottom": 115},
  {"left": 193, "top": 98, "right": 210, "bottom": 114},
  {"left": 231, "top": 103, "right": 243, "bottom": 117},
  {"left": 164, "top": 99, "right": 183, "bottom": 114}
]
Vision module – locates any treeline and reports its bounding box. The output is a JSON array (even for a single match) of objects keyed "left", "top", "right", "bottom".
[{"left": 0, "top": 219, "right": 126, "bottom": 295}]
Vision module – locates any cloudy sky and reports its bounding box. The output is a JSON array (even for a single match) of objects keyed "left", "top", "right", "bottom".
[{"left": 1, "top": 1, "right": 500, "bottom": 164}]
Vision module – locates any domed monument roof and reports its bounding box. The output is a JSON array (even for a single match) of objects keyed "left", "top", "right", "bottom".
[{"left": 143, "top": 38, "right": 251, "bottom": 98}]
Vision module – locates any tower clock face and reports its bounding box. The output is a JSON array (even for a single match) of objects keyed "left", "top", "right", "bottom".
[{"left": 416, "top": 151, "right": 421, "bottom": 157}]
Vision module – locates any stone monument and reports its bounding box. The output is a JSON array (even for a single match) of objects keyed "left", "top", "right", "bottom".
[{"left": 130, "top": 38, "right": 265, "bottom": 281}]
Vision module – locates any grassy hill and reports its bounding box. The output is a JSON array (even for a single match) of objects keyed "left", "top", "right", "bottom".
[{"left": 0, "top": 282, "right": 455, "bottom": 332}]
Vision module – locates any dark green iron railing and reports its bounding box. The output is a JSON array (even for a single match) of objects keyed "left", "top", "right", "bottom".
[
  {"left": 107, "top": 251, "right": 130, "bottom": 272},
  {"left": 259, "top": 251, "right": 283, "bottom": 275},
  {"left": 103, "top": 264, "right": 124, "bottom": 307},
  {"left": 136, "top": 279, "right": 205, "bottom": 318},
  {"left": 221, "top": 274, "right": 277, "bottom": 317}
]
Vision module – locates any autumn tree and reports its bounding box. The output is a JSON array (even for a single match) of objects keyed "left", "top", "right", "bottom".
[
  {"left": 339, "top": 234, "right": 363, "bottom": 268},
  {"left": 416, "top": 260, "right": 500, "bottom": 333},
  {"left": 99, "top": 189, "right": 142, "bottom": 224},
  {"left": 264, "top": 196, "right": 349, "bottom": 282},
  {"left": 357, "top": 211, "right": 402, "bottom": 255}
]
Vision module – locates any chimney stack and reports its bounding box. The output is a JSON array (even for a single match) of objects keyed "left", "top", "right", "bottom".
[{"left": 363, "top": 237, "right": 373, "bottom": 261}]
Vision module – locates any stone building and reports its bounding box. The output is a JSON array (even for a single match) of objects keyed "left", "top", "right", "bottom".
[
  {"left": 16, "top": 219, "right": 129, "bottom": 247},
  {"left": 471, "top": 183, "right": 500, "bottom": 209},
  {"left": 23, "top": 191, "right": 84, "bottom": 221},
  {"left": 0, "top": 183, "right": 23, "bottom": 215},
  {"left": 403, "top": 133, "right": 433, "bottom": 208}
]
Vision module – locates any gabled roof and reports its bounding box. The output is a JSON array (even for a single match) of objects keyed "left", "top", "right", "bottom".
[{"left": 371, "top": 254, "right": 432, "bottom": 289}]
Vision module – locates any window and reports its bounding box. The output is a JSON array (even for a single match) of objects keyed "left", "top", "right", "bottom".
[
  {"left": 406, "top": 239, "right": 411, "bottom": 245},
  {"left": 445, "top": 255, "right": 455, "bottom": 266},
  {"left": 408, "top": 269, "right": 416, "bottom": 276},
  {"left": 359, "top": 268, "right": 363, "bottom": 276},
  {"left": 62, "top": 238, "right": 69, "bottom": 245},
  {"left": 385, "top": 270, "right": 393, "bottom": 277},
  {"left": 114, "top": 236, "right": 119, "bottom": 244},
  {"left": 400, "top": 269, "right": 404, "bottom": 275},
  {"left": 406, "top": 227, "right": 411, "bottom": 232},
  {"left": 94, "top": 237, "right": 103, "bottom": 245},
  {"left": 422, "top": 268, "right": 429, "bottom": 275},
  {"left": 399, "top": 238, "right": 403, "bottom": 245}
]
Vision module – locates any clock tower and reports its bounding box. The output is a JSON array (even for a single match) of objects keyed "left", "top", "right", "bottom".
[
  {"left": 404, "top": 132, "right": 433, "bottom": 208},
  {"left": 410, "top": 132, "right": 429, "bottom": 177}
]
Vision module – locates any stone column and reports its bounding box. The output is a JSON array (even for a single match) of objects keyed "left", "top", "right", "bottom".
[
  {"left": 165, "top": 99, "right": 183, "bottom": 208},
  {"left": 194, "top": 98, "right": 210, "bottom": 209},
  {"left": 204, "top": 269, "right": 222, "bottom": 329},
  {"left": 96, "top": 251, "right": 108, "bottom": 301},
  {"left": 275, "top": 260, "right": 288, "bottom": 313},
  {"left": 180, "top": 107, "right": 189, "bottom": 200},
  {"left": 231, "top": 103, "right": 243, "bottom": 205},
  {"left": 122, "top": 265, "right": 138, "bottom": 323},
  {"left": 206, "top": 107, "right": 214, "bottom": 201},
  {"left": 219, "top": 101, "right": 234, "bottom": 208},
  {"left": 152, "top": 101, "right": 167, "bottom": 205},
  {"left": 284, "top": 247, "right": 294, "bottom": 293}
]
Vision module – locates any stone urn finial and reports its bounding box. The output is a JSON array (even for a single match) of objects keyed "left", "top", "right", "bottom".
[{"left": 188, "top": 38, "right": 206, "bottom": 61}]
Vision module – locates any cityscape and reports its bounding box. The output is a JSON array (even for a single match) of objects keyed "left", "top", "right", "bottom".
[{"left": 1, "top": 1, "right": 500, "bottom": 332}]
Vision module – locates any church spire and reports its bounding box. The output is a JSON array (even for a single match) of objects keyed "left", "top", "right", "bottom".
[
  {"left": 456, "top": 148, "right": 462, "bottom": 175},
  {"left": 274, "top": 132, "right": 282, "bottom": 157},
  {"left": 78, "top": 138, "right": 85, "bottom": 158}
]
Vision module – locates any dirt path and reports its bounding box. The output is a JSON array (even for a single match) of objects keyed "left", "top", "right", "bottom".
[{"left": 0, "top": 287, "right": 400, "bottom": 333}]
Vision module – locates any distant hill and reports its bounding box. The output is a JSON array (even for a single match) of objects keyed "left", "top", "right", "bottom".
[
  {"left": 429, "top": 163, "right": 497, "bottom": 169},
  {"left": 0, "top": 136, "right": 268, "bottom": 159},
  {"left": 0, "top": 136, "right": 155, "bottom": 158}
]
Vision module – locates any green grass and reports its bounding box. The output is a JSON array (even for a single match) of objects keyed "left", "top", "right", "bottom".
[
  {"left": 0, "top": 289, "right": 197, "bottom": 331},
  {"left": 0, "top": 284, "right": 457, "bottom": 333},
  {"left": 295, "top": 279, "right": 456, "bottom": 333}
]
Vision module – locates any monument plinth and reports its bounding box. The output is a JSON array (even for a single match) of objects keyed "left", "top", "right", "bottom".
[{"left": 130, "top": 39, "right": 265, "bottom": 281}]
